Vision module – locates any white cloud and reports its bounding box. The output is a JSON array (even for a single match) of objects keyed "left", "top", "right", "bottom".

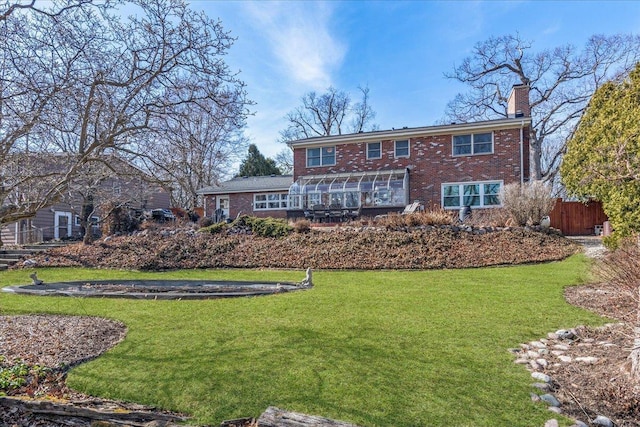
[{"left": 242, "top": 1, "right": 345, "bottom": 90}]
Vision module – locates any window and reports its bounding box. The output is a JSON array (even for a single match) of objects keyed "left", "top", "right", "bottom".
[
  {"left": 367, "top": 142, "right": 381, "bottom": 159},
  {"left": 254, "top": 193, "right": 288, "bottom": 210},
  {"left": 442, "top": 181, "right": 502, "bottom": 209},
  {"left": 453, "top": 132, "right": 493, "bottom": 156},
  {"left": 306, "top": 146, "right": 336, "bottom": 167},
  {"left": 394, "top": 140, "right": 409, "bottom": 158}
]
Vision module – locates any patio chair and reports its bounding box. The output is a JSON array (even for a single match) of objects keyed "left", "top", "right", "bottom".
[
  {"left": 327, "top": 204, "right": 344, "bottom": 222},
  {"left": 312, "top": 204, "right": 328, "bottom": 222},
  {"left": 400, "top": 202, "right": 422, "bottom": 215},
  {"left": 345, "top": 206, "right": 361, "bottom": 221}
]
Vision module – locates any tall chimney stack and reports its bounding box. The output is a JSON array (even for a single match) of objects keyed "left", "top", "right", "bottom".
[{"left": 507, "top": 84, "right": 530, "bottom": 118}]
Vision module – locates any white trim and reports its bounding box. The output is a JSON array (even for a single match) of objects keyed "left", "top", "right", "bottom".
[
  {"left": 366, "top": 141, "right": 382, "bottom": 159},
  {"left": 54, "top": 211, "right": 73, "bottom": 239},
  {"left": 452, "top": 132, "right": 494, "bottom": 157},
  {"left": 216, "top": 195, "right": 230, "bottom": 218},
  {"left": 441, "top": 180, "right": 503, "bottom": 209},
  {"left": 306, "top": 146, "right": 336, "bottom": 167},
  {"left": 394, "top": 139, "right": 410, "bottom": 158},
  {"left": 253, "top": 192, "right": 288, "bottom": 211}
]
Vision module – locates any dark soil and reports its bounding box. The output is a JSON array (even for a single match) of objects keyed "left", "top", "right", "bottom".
[{"left": 17, "top": 225, "right": 578, "bottom": 270}]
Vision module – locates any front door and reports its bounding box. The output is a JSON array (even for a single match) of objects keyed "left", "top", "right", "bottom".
[
  {"left": 217, "top": 195, "right": 230, "bottom": 221},
  {"left": 54, "top": 211, "right": 73, "bottom": 240}
]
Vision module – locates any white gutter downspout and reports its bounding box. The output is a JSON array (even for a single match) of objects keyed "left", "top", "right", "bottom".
[{"left": 519, "top": 121, "right": 525, "bottom": 184}]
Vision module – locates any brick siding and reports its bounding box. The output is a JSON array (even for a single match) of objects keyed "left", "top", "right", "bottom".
[{"left": 293, "top": 125, "right": 530, "bottom": 208}]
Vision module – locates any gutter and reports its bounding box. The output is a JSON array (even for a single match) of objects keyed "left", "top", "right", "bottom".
[{"left": 287, "top": 117, "right": 533, "bottom": 148}]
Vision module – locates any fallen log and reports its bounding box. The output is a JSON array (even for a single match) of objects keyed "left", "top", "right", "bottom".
[
  {"left": 257, "top": 406, "right": 361, "bottom": 427},
  {"left": 0, "top": 396, "right": 189, "bottom": 426}
]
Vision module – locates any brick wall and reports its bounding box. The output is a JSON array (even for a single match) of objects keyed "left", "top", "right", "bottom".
[
  {"left": 293, "top": 125, "right": 530, "bottom": 208},
  {"left": 203, "top": 192, "right": 288, "bottom": 220}
]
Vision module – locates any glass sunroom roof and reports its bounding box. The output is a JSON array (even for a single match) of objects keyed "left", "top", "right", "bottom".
[{"left": 290, "top": 169, "right": 408, "bottom": 194}]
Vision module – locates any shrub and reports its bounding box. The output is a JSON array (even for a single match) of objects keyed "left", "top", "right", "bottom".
[
  {"left": 102, "top": 204, "right": 140, "bottom": 236},
  {"left": 500, "top": 181, "right": 556, "bottom": 226},
  {"left": 414, "top": 208, "right": 456, "bottom": 226},
  {"left": 464, "top": 208, "right": 514, "bottom": 228},
  {"left": 375, "top": 208, "right": 456, "bottom": 230},
  {"left": 598, "top": 237, "right": 640, "bottom": 303},
  {"left": 201, "top": 215, "right": 293, "bottom": 238},
  {"left": 291, "top": 219, "right": 311, "bottom": 233},
  {"left": 200, "top": 221, "right": 227, "bottom": 234},
  {"left": 199, "top": 217, "right": 214, "bottom": 228},
  {"left": 240, "top": 216, "right": 292, "bottom": 238}
]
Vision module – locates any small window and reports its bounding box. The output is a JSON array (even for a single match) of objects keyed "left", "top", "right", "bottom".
[
  {"left": 306, "top": 146, "right": 336, "bottom": 167},
  {"left": 453, "top": 132, "right": 493, "bottom": 156},
  {"left": 453, "top": 135, "right": 472, "bottom": 155},
  {"left": 367, "top": 142, "right": 381, "bottom": 159},
  {"left": 395, "top": 140, "right": 409, "bottom": 158}
]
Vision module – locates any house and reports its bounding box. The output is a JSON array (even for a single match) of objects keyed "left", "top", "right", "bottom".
[
  {"left": 1, "top": 157, "right": 171, "bottom": 245},
  {"left": 199, "top": 85, "right": 531, "bottom": 220},
  {"left": 198, "top": 175, "right": 293, "bottom": 220}
]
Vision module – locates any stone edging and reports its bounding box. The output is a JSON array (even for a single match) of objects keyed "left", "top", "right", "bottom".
[{"left": 510, "top": 325, "right": 621, "bottom": 427}]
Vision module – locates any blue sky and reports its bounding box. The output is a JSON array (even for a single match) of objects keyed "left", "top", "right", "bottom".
[{"left": 192, "top": 1, "right": 640, "bottom": 161}]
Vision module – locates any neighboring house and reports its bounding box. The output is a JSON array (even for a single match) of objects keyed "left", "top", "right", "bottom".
[
  {"left": 199, "top": 85, "right": 531, "bottom": 220},
  {"left": 198, "top": 175, "right": 293, "bottom": 220},
  {"left": 1, "top": 159, "right": 171, "bottom": 245}
]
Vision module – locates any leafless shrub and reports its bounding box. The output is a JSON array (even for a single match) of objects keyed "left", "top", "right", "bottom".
[
  {"left": 500, "top": 181, "right": 556, "bottom": 226},
  {"left": 414, "top": 208, "right": 457, "bottom": 226},
  {"left": 465, "top": 208, "right": 514, "bottom": 228},
  {"left": 597, "top": 238, "right": 640, "bottom": 311},
  {"left": 375, "top": 208, "right": 456, "bottom": 230}
]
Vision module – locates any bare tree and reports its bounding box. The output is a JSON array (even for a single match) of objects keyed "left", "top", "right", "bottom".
[
  {"left": 0, "top": 0, "right": 103, "bottom": 21},
  {"left": 444, "top": 33, "right": 640, "bottom": 182},
  {"left": 274, "top": 148, "right": 293, "bottom": 175},
  {"left": 0, "top": 0, "right": 251, "bottom": 243},
  {"left": 279, "top": 85, "right": 377, "bottom": 142},
  {"left": 140, "top": 100, "right": 248, "bottom": 210},
  {"left": 63, "top": 157, "right": 156, "bottom": 244}
]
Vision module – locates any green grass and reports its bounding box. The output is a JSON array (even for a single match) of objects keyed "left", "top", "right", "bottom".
[{"left": 0, "top": 256, "right": 605, "bottom": 426}]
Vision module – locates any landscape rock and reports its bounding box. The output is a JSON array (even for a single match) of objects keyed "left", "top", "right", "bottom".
[
  {"left": 574, "top": 356, "right": 598, "bottom": 364},
  {"left": 544, "top": 419, "right": 559, "bottom": 427},
  {"left": 532, "top": 372, "right": 553, "bottom": 384},
  {"left": 592, "top": 415, "right": 614, "bottom": 427},
  {"left": 540, "top": 393, "right": 561, "bottom": 407}
]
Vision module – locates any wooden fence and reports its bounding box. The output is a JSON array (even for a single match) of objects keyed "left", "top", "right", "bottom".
[{"left": 548, "top": 199, "right": 608, "bottom": 236}]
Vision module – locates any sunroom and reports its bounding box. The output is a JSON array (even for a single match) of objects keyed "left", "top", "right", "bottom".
[{"left": 287, "top": 169, "right": 409, "bottom": 217}]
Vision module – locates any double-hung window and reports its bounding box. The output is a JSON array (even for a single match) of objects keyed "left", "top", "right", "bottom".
[
  {"left": 306, "top": 146, "right": 336, "bottom": 167},
  {"left": 394, "top": 139, "right": 409, "bottom": 158},
  {"left": 367, "top": 142, "right": 381, "bottom": 159},
  {"left": 452, "top": 132, "right": 493, "bottom": 156},
  {"left": 442, "top": 181, "right": 502, "bottom": 209}
]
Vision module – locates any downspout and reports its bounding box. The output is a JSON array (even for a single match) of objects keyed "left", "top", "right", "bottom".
[{"left": 519, "top": 121, "right": 525, "bottom": 184}]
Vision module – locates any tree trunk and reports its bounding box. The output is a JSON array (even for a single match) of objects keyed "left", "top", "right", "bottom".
[{"left": 529, "top": 134, "right": 543, "bottom": 181}]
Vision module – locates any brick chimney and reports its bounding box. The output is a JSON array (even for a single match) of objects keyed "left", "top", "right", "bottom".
[{"left": 507, "top": 84, "right": 530, "bottom": 118}]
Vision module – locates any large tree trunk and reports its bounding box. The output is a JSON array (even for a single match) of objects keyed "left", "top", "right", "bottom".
[{"left": 529, "top": 134, "right": 543, "bottom": 181}]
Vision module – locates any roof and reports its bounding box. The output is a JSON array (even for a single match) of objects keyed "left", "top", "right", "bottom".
[
  {"left": 286, "top": 116, "right": 531, "bottom": 148},
  {"left": 197, "top": 175, "right": 293, "bottom": 195}
]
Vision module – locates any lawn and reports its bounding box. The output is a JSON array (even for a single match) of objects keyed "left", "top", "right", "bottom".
[{"left": 0, "top": 256, "right": 605, "bottom": 426}]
